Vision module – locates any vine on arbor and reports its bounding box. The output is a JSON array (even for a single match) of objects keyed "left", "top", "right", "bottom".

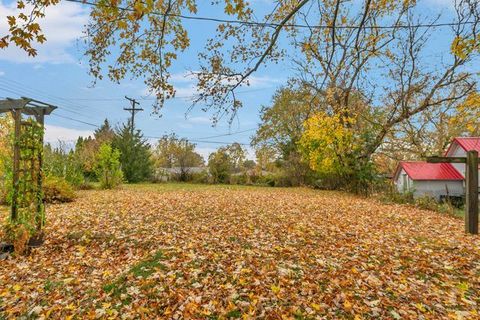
[{"left": 4, "top": 118, "right": 45, "bottom": 252}]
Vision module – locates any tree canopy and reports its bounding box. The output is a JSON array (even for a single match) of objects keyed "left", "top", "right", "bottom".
[{"left": 2, "top": 0, "right": 478, "bottom": 123}]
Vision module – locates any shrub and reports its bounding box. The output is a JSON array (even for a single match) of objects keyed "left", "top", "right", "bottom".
[
  {"left": 43, "top": 176, "right": 76, "bottom": 203},
  {"left": 191, "top": 171, "right": 210, "bottom": 184},
  {"left": 43, "top": 143, "right": 85, "bottom": 187},
  {"left": 378, "top": 184, "right": 415, "bottom": 205},
  {"left": 95, "top": 143, "right": 123, "bottom": 189},
  {"left": 414, "top": 195, "right": 439, "bottom": 211},
  {"left": 229, "top": 173, "right": 248, "bottom": 185},
  {"left": 77, "top": 181, "right": 96, "bottom": 190},
  {"left": 255, "top": 173, "right": 292, "bottom": 187}
]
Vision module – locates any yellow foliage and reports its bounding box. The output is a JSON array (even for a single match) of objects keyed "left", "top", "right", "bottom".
[
  {"left": 449, "top": 92, "right": 480, "bottom": 135},
  {"left": 299, "top": 111, "right": 356, "bottom": 174},
  {"left": 451, "top": 35, "right": 480, "bottom": 59}
]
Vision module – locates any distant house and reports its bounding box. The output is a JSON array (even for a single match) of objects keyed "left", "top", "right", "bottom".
[
  {"left": 155, "top": 167, "right": 207, "bottom": 181},
  {"left": 393, "top": 137, "right": 480, "bottom": 200}
]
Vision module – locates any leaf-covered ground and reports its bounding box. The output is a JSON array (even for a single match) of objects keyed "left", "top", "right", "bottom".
[{"left": 1, "top": 184, "right": 479, "bottom": 319}]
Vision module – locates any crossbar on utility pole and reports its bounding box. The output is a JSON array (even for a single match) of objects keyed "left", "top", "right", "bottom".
[
  {"left": 427, "top": 150, "right": 479, "bottom": 234},
  {"left": 124, "top": 96, "right": 143, "bottom": 135}
]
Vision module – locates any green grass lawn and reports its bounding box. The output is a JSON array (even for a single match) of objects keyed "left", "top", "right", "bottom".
[{"left": 121, "top": 182, "right": 274, "bottom": 192}]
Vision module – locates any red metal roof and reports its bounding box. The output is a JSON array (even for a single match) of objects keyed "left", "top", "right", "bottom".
[
  {"left": 445, "top": 137, "right": 480, "bottom": 156},
  {"left": 396, "top": 161, "right": 464, "bottom": 181}
]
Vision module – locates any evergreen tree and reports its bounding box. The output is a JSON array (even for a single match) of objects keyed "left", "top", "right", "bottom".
[
  {"left": 94, "top": 119, "right": 115, "bottom": 141},
  {"left": 112, "top": 123, "right": 153, "bottom": 183},
  {"left": 75, "top": 119, "right": 115, "bottom": 178}
]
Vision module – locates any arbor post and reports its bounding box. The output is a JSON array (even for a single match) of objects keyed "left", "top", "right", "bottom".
[
  {"left": 465, "top": 150, "right": 478, "bottom": 234},
  {"left": 11, "top": 109, "right": 22, "bottom": 221}
]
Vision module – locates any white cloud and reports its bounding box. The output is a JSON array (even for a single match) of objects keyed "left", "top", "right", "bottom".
[
  {"left": 170, "top": 72, "right": 197, "bottom": 83},
  {"left": 142, "top": 73, "right": 280, "bottom": 99},
  {"left": 44, "top": 124, "right": 93, "bottom": 143},
  {"left": 195, "top": 145, "right": 255, "bottom": 160},
  {"left": 195, "top": 147, "right": 217, "bottom": 160},
  {"left": 186, "top": 116, "right": 211, "bottom": 124},
  {"left": 0, "top": 1, "right": 89, "bottom": 64},
  {"left": 247, "top": 75, "right": 281, "bottom": 87}
]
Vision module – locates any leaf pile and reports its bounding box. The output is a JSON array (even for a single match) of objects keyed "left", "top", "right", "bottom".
[{"left": 1, "top": 186, "right": 479, "bottom": 319}]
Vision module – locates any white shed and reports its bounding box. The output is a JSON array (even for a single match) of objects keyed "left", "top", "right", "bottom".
[{"left": 393, "top": 161, "right": 464, "bottom": 200}]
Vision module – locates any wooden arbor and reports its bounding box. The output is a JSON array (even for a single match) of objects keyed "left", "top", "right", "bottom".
[{"left": 0, "top": 97, "right": 56, "bottom": 235}]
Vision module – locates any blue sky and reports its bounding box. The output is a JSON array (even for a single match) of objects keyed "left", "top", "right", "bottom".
[{"left": 0, "top": 0, "right": 462, "bottom": 159}]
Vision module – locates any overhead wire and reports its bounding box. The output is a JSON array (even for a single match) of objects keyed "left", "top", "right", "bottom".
[
  {"left": 48, "top": 112, "right": 252, "bottom": 145},
  {"left": 0, "top": 77, "right": 99, "bottom": 115},
  {"left": 0, "top": 79, "right": 100, "bottom": 121},
  {"left": 65, "top": 0, "right": 475, "bottom": 30}
]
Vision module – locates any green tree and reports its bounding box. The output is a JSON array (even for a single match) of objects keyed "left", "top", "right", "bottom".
[
  {"left": 95, "top": 143, "right": 123, "bottom": 189},
  {"left": 224, "top": 142, "right": 246, "bottom": 173},
  {"left": 243, "top": 160, "right": 256, "bottom": 170},
  {"left": 154, "top": 134, "right": 204, "bottom": 181},
  {"left": 112, "top": 123, "right": 153, "bottom": 183},
  {"left": 76, "top": 119, "right": 115, "bottom": 178},
  {"left": 254, "top": 145, "right": 276, "bottom": 173},
  {"left": 252, "top": 84, "right": 318, "bottom": 185},
  {"left": 208, "top": 148, "right": 233, "bottom": 184}
]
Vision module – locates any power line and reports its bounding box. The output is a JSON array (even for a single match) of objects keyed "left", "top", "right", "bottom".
[
  {"left": 0, "top": 84, "right": 95, "bottom": 121},
  {"left": 0, "top": 78, "right": 100, "bottom": 119},
  {"left": 50, "top": 112, "right": 251, "bottom": 145},
  {"left": 0, "top": 77, "right": 94, "bottom": 111},
  {"left": 51, "top": 114, "right": 100, "bottom": 128},
  {"left": 52, "top": 87, "right": 271, "bottom": 101},
  {"left": 145, "top": 135, "right": 250, "bottom": 146},
  {"left": 0, "top": 82, "right": 254, "bottom": 144},
  {"left": 65, "top": 0, "right": 475, "bottom": 30},
  {"left": 195, "top": 128, "right": 256, "bottom": 140}
]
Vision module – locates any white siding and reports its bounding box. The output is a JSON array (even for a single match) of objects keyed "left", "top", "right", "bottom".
[
  {"left": 411, "top": 180, "right": 464, "bottom": 200},
  {"left": 395, "top": 169, "right": 412, "bottom": 193},
  {"left": 448, "top": 143, "right": 480, "bottom": 187},
  {"left": 449, "top": 144, "right": 467, "bottom": 178}
]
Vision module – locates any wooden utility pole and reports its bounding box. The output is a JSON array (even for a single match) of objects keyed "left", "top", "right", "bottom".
[
  {"left": 427, "top": 150, "right": 479, "bottom": 234},
  {"left": 124, "top": 96, "right": 143, "bottom": 135}
]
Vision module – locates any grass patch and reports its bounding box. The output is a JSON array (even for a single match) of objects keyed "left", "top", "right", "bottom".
[
  {"left": 225, "top": 309, "right": 242, "bottom": 318},
  {"left": 103, "top": 250, "right": 167, "bottom": 301},
  {"left": 43, "top": 279, "right": 63, "bottom": 292},
  {"left": 121, "top": 182, "right": 269, "bottom": 193},
  {"left": 130, "top": 251, "right": 167, "bottom": 278},
  {"left": 103, "top": 275, "right": 128, "bottom": 298}
]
